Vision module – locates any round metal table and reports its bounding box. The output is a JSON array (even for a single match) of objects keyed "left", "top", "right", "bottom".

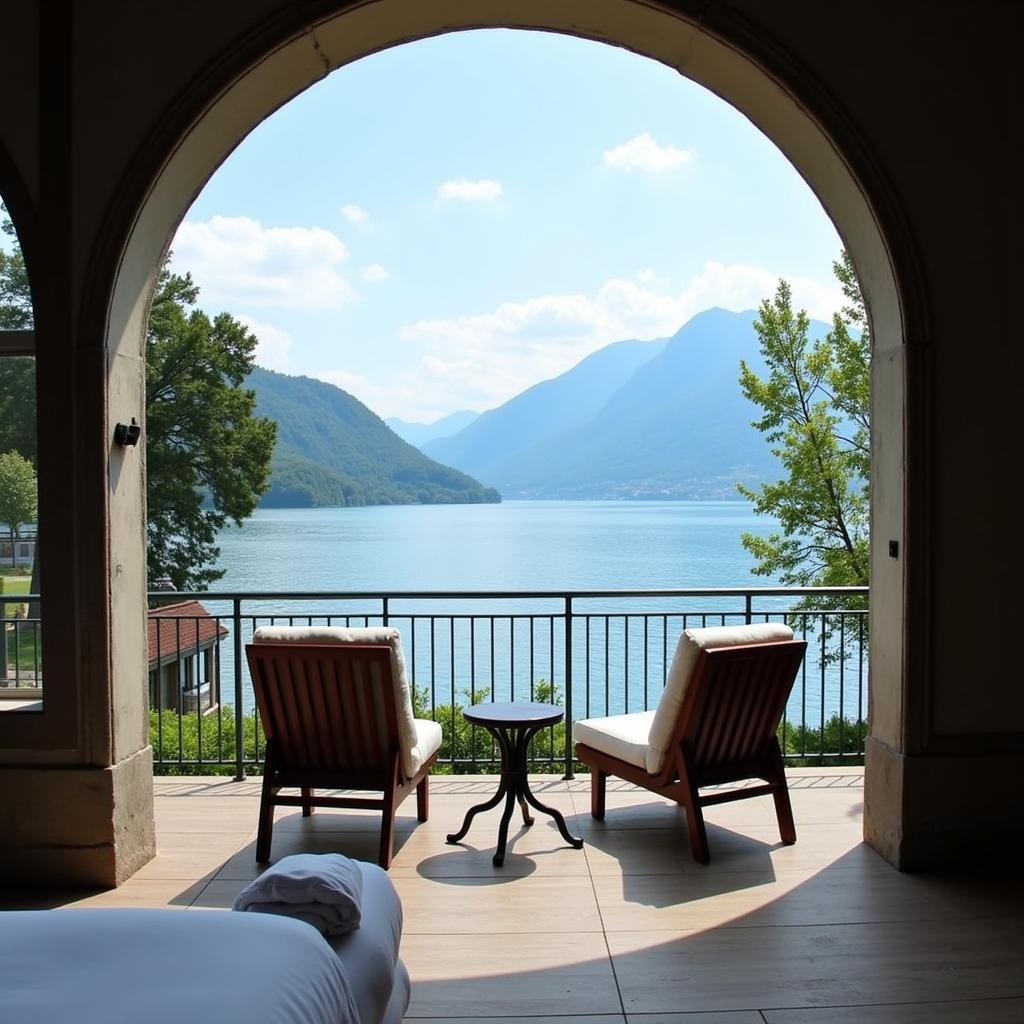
[{"left": 445, "top": 701, "right": 584, "bottom": 866}]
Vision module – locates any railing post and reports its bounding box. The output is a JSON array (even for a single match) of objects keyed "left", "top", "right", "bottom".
[
  {"left": 744, "top": 592, "right": 753, "bottom": 625},
  {"left": 382, "top": 594, "right": 389, "bottom": 628},
  {"left": 563, "top": 594, "right": 574, "bottom": 780},
  {"left": 233, "top": 597, "right": 244, "bottom": 781}
]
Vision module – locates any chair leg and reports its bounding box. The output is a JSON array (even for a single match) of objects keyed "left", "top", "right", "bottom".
[
  {"left": 416, "top": 775, "right": 429, "bottom": 822},
  {"left": 773, "top": 783, "right": 797, "bottom": 845},
  {"left": 301, "top": 787, "right": 314, "bottom": 817},
  {"left": 591, "top": 768, "right": 607, "bottom": 820},
  {"left": 768, "top": 742, "right": 797, "bottom": 844},
  {"left": 677, "top": 760, "right": 710, "bottom": 863},
  {"left": 378, "top": 787, "right": 397, "bottom": 869},
  {"left": 682, "top": 796, "right": 710, "bottom": 864},
  {"left": 256, "top": 771, "right": 276, "bottom": 863}
]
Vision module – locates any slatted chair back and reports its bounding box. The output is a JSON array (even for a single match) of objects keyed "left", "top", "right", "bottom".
[
  {"left": 247, "top": 642, "right": 401, "bottom": 783},
  {"left": 669, "top": 638, "right": 807, "bottom": 785}
]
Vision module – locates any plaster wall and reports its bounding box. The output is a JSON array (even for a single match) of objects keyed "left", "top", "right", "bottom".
[{"left": 722, "top": 0, "right": 1022, "bottom": 739}]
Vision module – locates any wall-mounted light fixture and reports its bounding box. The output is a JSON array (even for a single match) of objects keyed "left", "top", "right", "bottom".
[{"left": 114, "top": 417, "right": 142, "bottom": 447}]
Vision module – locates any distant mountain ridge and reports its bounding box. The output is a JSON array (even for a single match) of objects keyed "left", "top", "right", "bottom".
[
  {"left": 424, "top": 308, "right": 832, "bottom": 499},
  {"left": 423, "top": 336, "right": 668, "bottom": 475},
  {"left": 246, "top": 367, "right": 499, "bottom": 507},
  {"left": 386, "top": 409, "right": 479, "bottom": 447}
]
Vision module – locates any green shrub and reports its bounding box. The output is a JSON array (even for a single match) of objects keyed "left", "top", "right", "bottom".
[
  {"left": 149, "top": 691, "right": 863, "bottom": 777},
  {"left": 150, "top": 706, "right": 263, "bottom": 775},
  {"left": 778, "top": 713, "right": 866, "bottom": 766},
  {"left": 413, "top": 679, "right": 567, "bottom": 774}
]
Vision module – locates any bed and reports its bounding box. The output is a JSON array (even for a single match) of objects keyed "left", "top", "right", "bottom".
[{"left": 0, "top": 861, "right": 409, "bottom": 1024}]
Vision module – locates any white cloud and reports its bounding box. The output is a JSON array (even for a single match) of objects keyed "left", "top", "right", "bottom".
[
  {"left": 341, "top": 203, "right": 370, "bottom": 226},
  {"left": 361, "top": 263, "right": 391, "bottom": 282},
  {"left": 436, "top": 178, "right": 503, "bottom": 202},
  {"left": 236, "top": 315, "right": 293, "bottom": 372},
  {"left": 374, "top": 261, "right": 843, "bottom": 419},
  {"left": 635, "top": 267, "right": 668, "bottom": 288},
  {"left": 602, "top": 133, "right": 695, "bottom": 172},
  {"left": 171, "top": 215, "right": 355, "bottom": 309},
  {"left": 675, "top": 261, "right": 844, "bottom": 324}
]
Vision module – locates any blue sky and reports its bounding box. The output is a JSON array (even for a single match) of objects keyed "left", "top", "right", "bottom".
[{"left": 171, "top": 28, "right": 844, "bottom": 422}]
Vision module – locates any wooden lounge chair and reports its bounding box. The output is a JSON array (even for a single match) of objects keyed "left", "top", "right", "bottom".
[
  {"left": 246, "top": 626, "right": 442, "bottom": 868},
  {"left": 573, "top": 623, "right": 807, "bottom": 863}
]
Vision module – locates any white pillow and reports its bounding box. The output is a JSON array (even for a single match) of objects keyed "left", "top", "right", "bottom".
[
  {"left": 252, "top": 625, "right": 422, "bottom": 778},
  {"left": 645, "top": 622, "right": 794, "bottom": 774}
]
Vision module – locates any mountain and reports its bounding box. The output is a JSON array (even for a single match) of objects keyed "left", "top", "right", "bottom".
[
  {"left": 422, "top": 336, "right": 667, "bottom": 478},
  {"left": 246, "top": 368, "right": 500, "bottom": 507},
  {"left": 429, "top": 308, "right": 832, "bottom": 499},
  {"left": 386, "top": 409, "right": 479, "bottom": 447}
]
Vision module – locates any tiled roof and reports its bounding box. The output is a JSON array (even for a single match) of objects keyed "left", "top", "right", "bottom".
[{"left": 148, "top": 600, "right": 228, "bottom": 665}]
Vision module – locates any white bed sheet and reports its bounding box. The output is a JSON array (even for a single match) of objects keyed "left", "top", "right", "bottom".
[
  {"left": 327, "top": 862, "right": 409, "bottom": 1024},
  {"left": 0, "top": 907, "right": 361, "bottom": 1024}
]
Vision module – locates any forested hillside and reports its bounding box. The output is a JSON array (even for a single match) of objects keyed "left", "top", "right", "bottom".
[{"left": 247, "top": 368, "right": 500, "bottom": 507}]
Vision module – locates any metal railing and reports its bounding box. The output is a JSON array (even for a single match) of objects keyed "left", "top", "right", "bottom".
[
  {"left": 0, "top": 592, "right": 41, "bottom": 701},
  {"left": 144, "top": 587, "right": 869, "bottom": 778}
]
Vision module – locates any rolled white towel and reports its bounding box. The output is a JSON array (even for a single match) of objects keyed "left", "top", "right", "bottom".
[{"left": 232, "top": 853, "right": 364, "bottom": 936}]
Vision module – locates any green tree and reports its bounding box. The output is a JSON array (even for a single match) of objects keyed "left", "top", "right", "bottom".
[
  {"left": 0, "top": 210, "right": 37, "bottom": 463},
  {"left": 0, "top": 450, "right": 37, "bottom": 566},
  {"left": 146, "top": 265, "right": 277, "bottom": 589},
  {"left": 0, "top": 212, "right": 32, "bottom": 329},
  {"left": 2, "top": 204, "right": 277, "bottom": 590},
  {"left": 738, "top": 252, "right": 870, "bottom": 601}
]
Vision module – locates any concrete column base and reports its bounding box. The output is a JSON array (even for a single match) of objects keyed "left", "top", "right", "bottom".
[
  {"left": 0, "top": 745, "right": 156, "bottom": 888},
  {"left": 865, "top": 735, "right": 1024, "bottom": 869}
]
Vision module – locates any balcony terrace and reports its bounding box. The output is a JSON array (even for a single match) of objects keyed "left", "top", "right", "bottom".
[
  {"left": 4, "top": 587, "right": 1022, "bottom": 1017},
  {"left": 2, "top": 768, "right": 1023, "bottom": 1020}
]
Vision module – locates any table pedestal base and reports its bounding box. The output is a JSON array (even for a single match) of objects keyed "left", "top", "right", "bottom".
[{"left": 446, "top": 722, "right": 584, "bottom": 866}]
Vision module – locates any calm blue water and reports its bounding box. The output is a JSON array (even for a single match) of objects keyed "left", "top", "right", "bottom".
[
  {"left": 214, "top": 499, "right": 779, "bottom": 591},
  {"left": 206, "top": 501, "right": 865, "bottom": 729}
]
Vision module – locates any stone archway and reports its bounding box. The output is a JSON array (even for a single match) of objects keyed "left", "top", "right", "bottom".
[{"left": 103, "top": 0, "right": 916, "bottom": 867}]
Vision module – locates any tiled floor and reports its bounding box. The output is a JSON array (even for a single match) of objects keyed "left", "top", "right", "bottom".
[{"left": 4, "top": 769, "right": 1024, "bottom": 1022}]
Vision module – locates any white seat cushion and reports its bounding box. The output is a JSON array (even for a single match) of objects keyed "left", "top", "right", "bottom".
[
  {"left": 645, "top": 622, "right": 794, "bottom": 774},
  {"left": 251, "top": 625, "right": 431, "bottom": 779},
  {"left": 573, "top": 710, "right": 655, "bottom": 770},
  {"left": 408, "top": 718, "right": 443, "bottom": 776}
]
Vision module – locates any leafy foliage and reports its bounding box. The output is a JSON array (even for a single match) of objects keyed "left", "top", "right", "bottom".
[
  {"left": 0, "top": 213, "right": 32, "bottom": 329},
  {"left": 146, "top": 267, "right": 277, "bottom": 588},
  {"left": 249, "top": 367, "right": 500, "bottom": 507},
  {"left": 412, "top": 680, "right": 567, "bottom": 774},
  {"left": 150, "top": 706, "right": 261, "bottom": 776},
  {"left": 0, "top": 358, "right": 36, "bottom": 465},
  {"left": 150, "top": 699, "right": 866, "bottom": 776},
  {"left": 0, "top": 212, "right": 37, "bottom": 465},
  {"left": 0, "top": 450, "right": 37, "bottom": 552},
  {"left": 150, "top": 680, "right": 568, "bottom": 776},
  {"left": 2, "top": 209, "right": 277, "bottom": 590},
  {"left": 778, "top": 713, "right": 867, "bottom": 766},
  {"left": 738, "top": 252, "right": 870, "bottom": 609}
]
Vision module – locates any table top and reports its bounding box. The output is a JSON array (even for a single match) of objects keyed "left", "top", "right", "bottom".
[{"left": 461, "top": 701, "right": 565, "bottom": 728}]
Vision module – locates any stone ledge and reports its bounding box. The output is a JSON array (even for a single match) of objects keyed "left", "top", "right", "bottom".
[
  {"left": 0, "top": 745, "right": 155, "bottom": 887},
  {"left": 865, "top": 735, "right": 1024, "bottom": 869}
]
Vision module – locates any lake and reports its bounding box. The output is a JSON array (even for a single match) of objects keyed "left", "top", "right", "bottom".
[
  {"left": 205, "top": 501, "right": 864, "bottom": 732},
  {"left": 214, "top": 499, "right": 780, "bottom": 591}
]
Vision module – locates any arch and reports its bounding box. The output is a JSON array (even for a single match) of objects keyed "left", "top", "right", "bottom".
[{"left": 98, "top": 0, "right": 919, "bottom": 855}]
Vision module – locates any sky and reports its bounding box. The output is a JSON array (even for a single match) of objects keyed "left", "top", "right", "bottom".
[{"left": 170, "top": 28, "right": 845, "bottom": 423}]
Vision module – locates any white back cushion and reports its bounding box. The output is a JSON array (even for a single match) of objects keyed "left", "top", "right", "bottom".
[
  {"left": 252, "top": 626, "right": 422, "bottom": 777},
  {"left": 645, "top": 622, "right": 794, "bottom": 774}
]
